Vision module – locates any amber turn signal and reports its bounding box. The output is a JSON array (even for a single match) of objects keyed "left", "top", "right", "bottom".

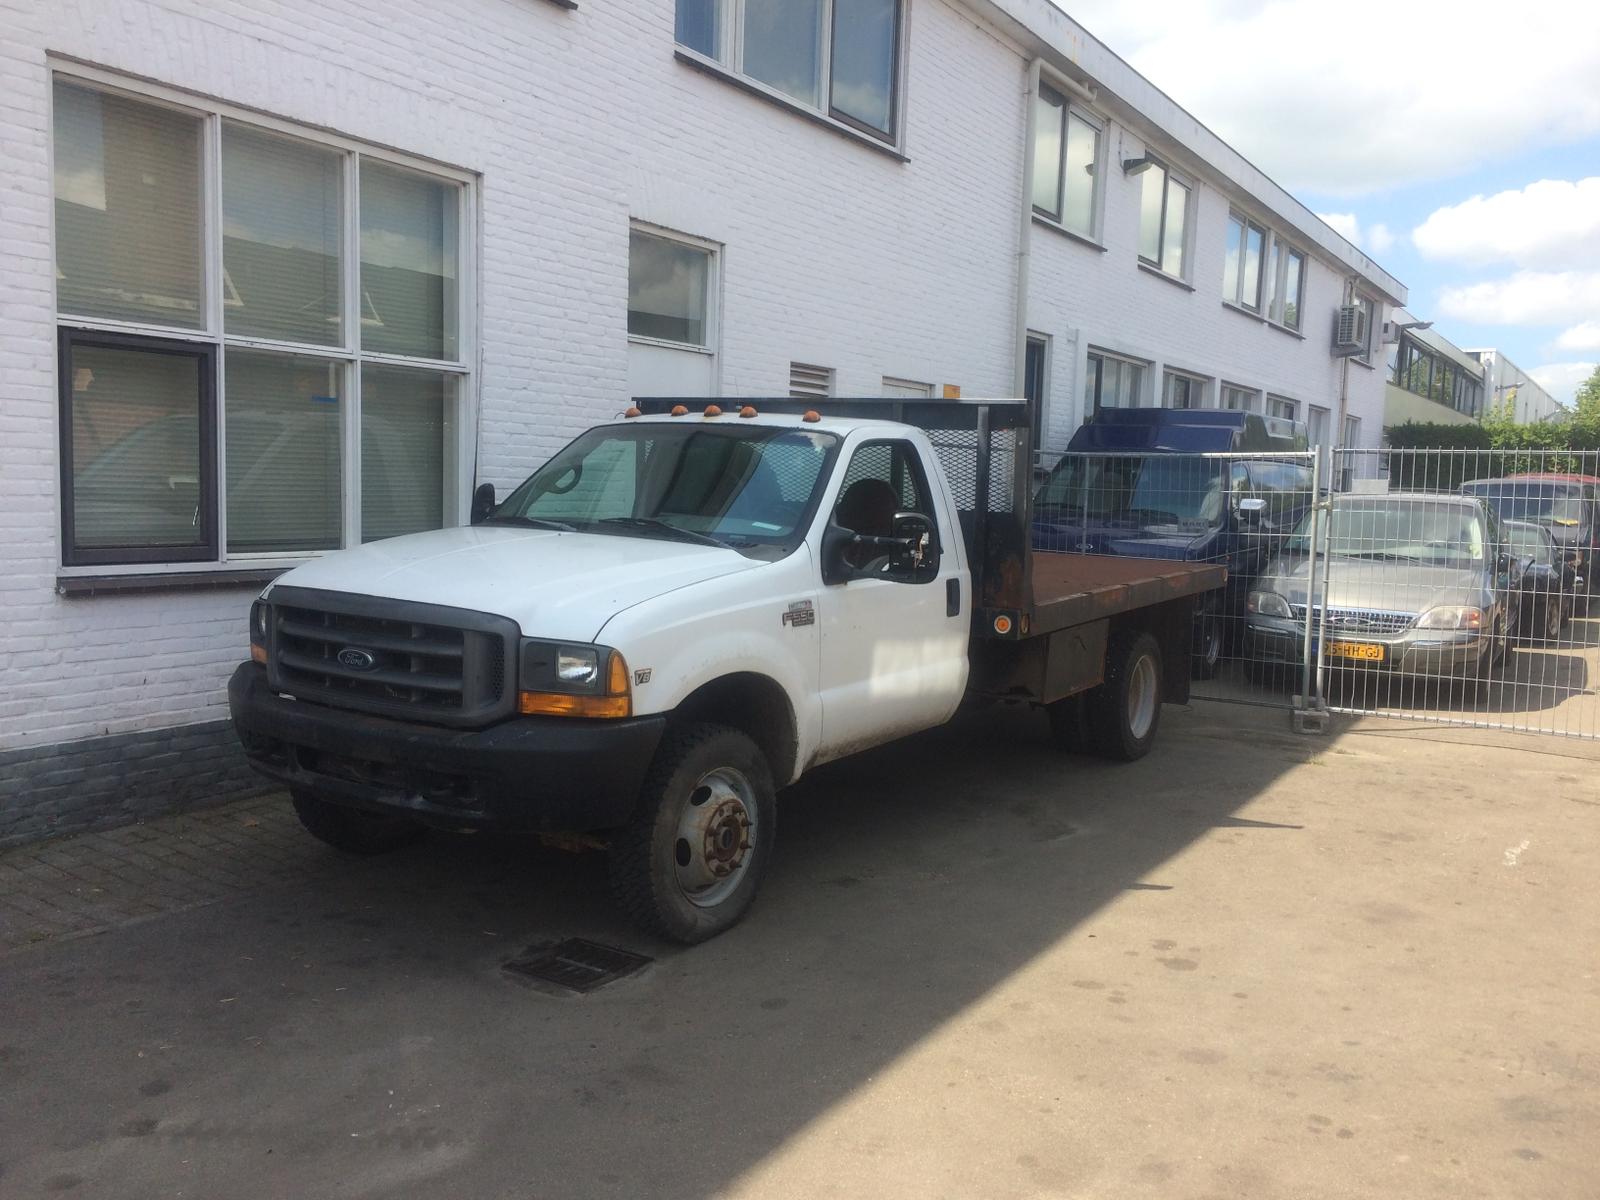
[
  {"left": 250, "top": 644, "right": 267, "bottom": 664},
  {"left": 518, "top": 692, "right": 631, "bottom": 718}
]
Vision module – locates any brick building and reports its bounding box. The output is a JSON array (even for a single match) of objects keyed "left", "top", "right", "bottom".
[{"left": 0, "top": 0, "right": 1405, "bottom": 842}]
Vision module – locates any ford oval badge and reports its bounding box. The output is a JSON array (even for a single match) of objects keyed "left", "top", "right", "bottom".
[{"left": 337, "top": 647, "right": 378, "bottom": 671}]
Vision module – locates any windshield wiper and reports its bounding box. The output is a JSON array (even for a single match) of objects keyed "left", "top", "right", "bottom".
[
  {"left": 595, "top": 516, "right": 732, "bottom": 549},
  {"left": 479, "top": 514, "right": 577, "bottom": 532},
  {"left": 1349, "top": 550, "right": 1427, "bottom": 563},
  {"left": 1125, "top": 507, "right": 1183, "bottom": 524}
]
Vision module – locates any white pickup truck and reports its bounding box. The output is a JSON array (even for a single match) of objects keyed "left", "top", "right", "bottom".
[{"left": 230, "top": 399, "right": 1223, "bottom": 942}]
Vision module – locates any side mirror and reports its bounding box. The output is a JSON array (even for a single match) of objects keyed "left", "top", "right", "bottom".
[
  {"left": 889, "top": 511, "right": 939, "bottom": 572},
  {"left": 1237, "top": 497, "right": 1267, "bottom": 522},
  {"left": 470, "top": 481, "right": 496, "bottom": 525}
]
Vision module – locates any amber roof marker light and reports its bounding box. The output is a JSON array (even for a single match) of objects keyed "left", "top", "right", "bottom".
[
  {"left": 802, "top": 410, "right": 821, "bottom": 423},
  {"left": 739, "top": 405, "right": 758, "bottom": 418},
  {"left": 670, "top": 405, "right": 688, "bottom": 417},
  {"left": 703, "top": 404, "right": 723, "bottom": 417},
  {"left": 623, "top": 406, "right": 642, "bottom": 418}
]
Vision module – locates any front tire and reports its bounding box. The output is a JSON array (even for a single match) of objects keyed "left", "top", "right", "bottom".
[
  {"left": 1086, "top": 631, "right": 1165, "bottom": 762},
  {"left": 290, "top": 788, "right": 426, "bottom": 855},
  {"left": 608, "top": 723, "right": 776, "bottom": 944},
  {"left": 1191, "top": 610, "right": 1223, "bottom": 680}
]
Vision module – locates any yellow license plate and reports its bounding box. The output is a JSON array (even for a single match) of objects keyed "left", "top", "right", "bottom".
[{"left": 1326, "top": 641, "right": 1386, "bottom": 662}]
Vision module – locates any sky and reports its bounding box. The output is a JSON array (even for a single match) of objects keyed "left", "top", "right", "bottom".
[{"left": 1055, "top": 0, "right": 1600, "bottom": 408}]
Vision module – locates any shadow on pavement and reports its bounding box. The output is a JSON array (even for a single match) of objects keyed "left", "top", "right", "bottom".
[{"left": 2, "top": 702, "right": 1328, "bottom": 1198}]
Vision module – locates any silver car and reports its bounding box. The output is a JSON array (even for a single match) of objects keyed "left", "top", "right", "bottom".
[{"left": 1245, "top": 492, "right": 1523, "bottom": 686}]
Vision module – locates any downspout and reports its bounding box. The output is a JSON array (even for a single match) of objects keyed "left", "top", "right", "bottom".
[{"left": 1013, "top": 57, "right": 1041, "bottom": 400}]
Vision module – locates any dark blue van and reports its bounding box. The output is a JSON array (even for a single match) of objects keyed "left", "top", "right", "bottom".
[{"left": 1032, "top": 409, "right": 1312, "bottom": 676}]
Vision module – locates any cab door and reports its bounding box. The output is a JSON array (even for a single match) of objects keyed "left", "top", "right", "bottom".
[{"left": 813, "top": 437, "right": 970, "bottom": 762}]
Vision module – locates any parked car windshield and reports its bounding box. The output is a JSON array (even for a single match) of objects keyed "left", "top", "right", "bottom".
[
  {"left": 1287, "top": 499, "right": 1486, "bottom": 568},
  {"left": 1505, "top": 521, "right": 1555, "bottom": 566},
  {"left": 1461, "top": 481, "right": 1584, "bottom": 526},
  {"left": 1035, "top": 455, "right": 1225, "bottom": 529},
  {"left": 489, "top": 423, "right": 840, "bottom": 558}
]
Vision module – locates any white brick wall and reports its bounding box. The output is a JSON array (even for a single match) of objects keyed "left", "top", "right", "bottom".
[
  {"left": 0, "top": 0, "right": 1399, "bottom": 757},
  {"left": 1027, "top": 118, "right": 1391, "bottom": 452}
]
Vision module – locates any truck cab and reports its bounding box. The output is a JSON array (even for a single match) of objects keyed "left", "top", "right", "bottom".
[{"left": 231, "top": 400, "right": 1223, "bottom": 942}]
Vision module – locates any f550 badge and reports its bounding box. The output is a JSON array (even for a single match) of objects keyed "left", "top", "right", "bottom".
[{"left": 782, "top": 599, "right": 815, "bottom": 628}]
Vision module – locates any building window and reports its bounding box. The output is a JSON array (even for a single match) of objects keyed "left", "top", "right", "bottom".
[
  {"left": 1393, "top": 336, "right": 1483, "bottom": 417},
  {"left": 52, "top": 76, "right": 472, "bottom": 569},
  {"left": 678, "top": 0, "right": 903, "bottom": 142},
  {"left": 1222, "top": 212, "right": 1266, "bottom": 311},
  {"left": 1267, "top": 395, "right": 1297, "bottom": 421},
  {"left": 1220, "top": 383, "right": 1260, "bottom": 413},
  {"left": 1024, "top": 334, "right": 1049, "bottom": 453},
  {"left": 1267, "top": 240, "right": 1305, "bottom": 330},
  {"left": 628, "top": 229, "right": 713, "bottom": 348},
  {"left": 1353, "top": 293, "right": 1377, "bottom": 363},
  {"left": 881, "top": 377, "right": 932, "bottom": 397},
  {"left": 1032, "top": 85, "right": 1102, "bottom": 237},
  {"left": 790, "top": 362, "right": 835, "bottom": 397},
  {"left": 1137, "top": 160, "right": 1189, "bottom": 277},
  {"left": 1085, "top": 350, "right": 1144, "bottom": 413},
  {"left": 1162, "top": 371, "right": 1206, "bottom": 410},
  {"left": 1342, "top": 415, "right": 1361, "bottom": 446}
]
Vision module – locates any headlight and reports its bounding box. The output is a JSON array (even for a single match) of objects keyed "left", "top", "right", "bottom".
[
  {"left": 249, "top": 600, "right": 270, "bottom": 663},
  {"left": 1416, "top": 606, "right": 1483, "bottom": 631},
  {"left": 1247, "top": 590, "right": 1293, "bottom": 618},
  {"left": 519, "top": 640, "right": 631, "bottom": 718},
  {"left": 557, "top": 647, "right": 600, "bottom": 685}
]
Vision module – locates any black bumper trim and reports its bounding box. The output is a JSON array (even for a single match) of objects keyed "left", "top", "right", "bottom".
[{"left": 228, "top": 662, "right": 664, "bottom": 832}]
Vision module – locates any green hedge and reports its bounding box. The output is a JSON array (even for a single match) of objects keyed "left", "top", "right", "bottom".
[{"left": 1379, "top": 420, "right": 1600, "bottom": 490}]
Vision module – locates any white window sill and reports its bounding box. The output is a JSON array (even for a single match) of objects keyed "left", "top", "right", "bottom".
[
  {"left": 1221, "top": 299, "right": 1267, "bottom": 323},
  {"left": 1352, "top": 356, "right": 1375, "bottom": 369},
  {"left": 1031, "top": 213, "right": 1106, "bottom": 252},
  {"left": 56, "top": 565, "right": 292, "bottom": 597},
  {"left": 627, "top": 334, "right": 716, "bottom": 355},
  {"left": 1138, "top": 261, "right": 1194, "bottom": 292},
  {"left": 673, "top": 48, "right": 909, "bottom": 163},
  {"left": 1266, "top": 319, "right": 1306, "bottom": 340}
]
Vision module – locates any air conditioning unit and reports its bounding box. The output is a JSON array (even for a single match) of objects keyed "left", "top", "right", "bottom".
[{"left": 1332, "top": 304, "right": 1368, "bottom": 355}]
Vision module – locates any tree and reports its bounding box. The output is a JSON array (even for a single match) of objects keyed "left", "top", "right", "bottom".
[{"left": 1574, "top": 365, "right": 1600, "bottom": 425}]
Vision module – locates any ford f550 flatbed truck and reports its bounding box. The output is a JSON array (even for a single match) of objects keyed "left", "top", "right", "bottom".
[{"left": 230, "top": 399, "right": 1224, "bottom": 942}]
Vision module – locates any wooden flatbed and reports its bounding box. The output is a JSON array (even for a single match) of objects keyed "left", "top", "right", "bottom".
[{"left": 1029, "top": 552, "right": 1227, "bottom": 637}]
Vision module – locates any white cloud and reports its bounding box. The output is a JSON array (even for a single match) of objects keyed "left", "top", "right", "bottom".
[
  {"left": 1555, "top": 321, "right": 1600, "bottom": 352},
  {"left": 1057, "top": 0, "right": 1600, "bottom": 195},
  {"left": 1412, "top": 178, "right": 1600, "bottom": 269},
  {"left": 1436, "top": 271, "right": 1600, "bottom": 327},
  {"left": 1313, "top": 212, "right": 1393, "bottom": 254},
  {"left": 1528, "top": 361, "right": 1598, "bottom": 406}
]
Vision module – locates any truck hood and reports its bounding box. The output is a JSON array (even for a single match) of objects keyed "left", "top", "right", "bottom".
[{"left": 267, "top": 526, "right": 761, "bottom": 642}]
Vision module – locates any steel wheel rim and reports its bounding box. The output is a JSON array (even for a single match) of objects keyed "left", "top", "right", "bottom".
[
  {"left": 1202, "top": 616, "right": 1222, "bottom": 667},
  {"left": 1127, "top": 654, "right": 1158, "bottom": 740},
  {"left": 672, "top": 767, "right": 757, "bottom": 909}
]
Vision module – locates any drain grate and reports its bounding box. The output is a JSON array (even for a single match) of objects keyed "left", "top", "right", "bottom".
[{"left": 503, "top": 938, "right": 653, "bottom": 994}]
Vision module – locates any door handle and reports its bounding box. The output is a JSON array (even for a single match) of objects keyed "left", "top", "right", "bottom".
[{"left": 946, "top": 578, "right": 961, "bottom": 617}]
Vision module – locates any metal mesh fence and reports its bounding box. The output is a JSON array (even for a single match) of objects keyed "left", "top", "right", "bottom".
[
  {"left": 1318, "top": 449, "right": 1600, "bottom": 738},
  {"left": 1033, "top": 449, "right": 1319, "bottom": 706}
]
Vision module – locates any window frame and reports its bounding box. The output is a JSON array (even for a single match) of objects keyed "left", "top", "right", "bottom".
[
  {"left": 1219, "top": 383, "right": 1261, "bottom": 414},
  {"left": 57, "top": 327, "right": 220, "bottom": 567},
  {"left": 1137, "top": 158, "right": 1192, "bottom": 280},
  {"left": 1267, "top": 239, "right": 1306, "bottom": 331},
  {"left": 1266, "top": 394, "right": 1297, "bottom": 421},
  {"left": 1223, "top": 211, "right": 1267, "bottom": 312},
  {"left": 1162, "top": 369, "right": 1208, "bottom": 411},
  {"left": 1031, "top": 81, "right": 1104, "bottom": 240},
  {"left": 1085, "top": 348, "right": 1148, "bottom": 415},
  {"left": 626, "top": 223, "right": 720, "bottom": 355},
  {"left": 675, "top": 0, "right": 909, "bottom": 149},
  {"left": 1352, "top": 292, "right": 1377, "bottom": 365},
  {"left": 49, "top": 64, "right": 477, "bottom": 578}
]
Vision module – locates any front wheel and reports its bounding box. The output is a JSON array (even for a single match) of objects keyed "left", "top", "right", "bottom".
[
  {"left": 290, "top": 788, "right": 426, "bottom": 855},
  {"left": 1190, "top": 609, "right": 1223, "bottom": 680},
  {"left": 608, "top": 723, "right": 776, "bottom": 944},
  {"left": 1086, "top": 631, "right": 1165, "bottom": 762}
]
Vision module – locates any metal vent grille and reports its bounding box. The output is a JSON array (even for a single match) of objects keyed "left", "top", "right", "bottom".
[
  {"left": 265, "top": 587, "right": 516, "bottom": 728},
  {"left": 1294, "top": 605, "right": 1415, "bottom": 635},
  {"left": 788, "top": 362, "right": 834, "bottom": 398},
  {"left": 503, "top": 938, "right": 653, "bottom": 994}
]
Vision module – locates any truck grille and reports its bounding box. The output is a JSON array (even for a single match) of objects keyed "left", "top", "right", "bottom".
[
  {"left": 265, "top": 586, "right": 517, "bottom": 726},
  {"left": 1293, "top": 605, "right": 1415, "bottom": 635}
]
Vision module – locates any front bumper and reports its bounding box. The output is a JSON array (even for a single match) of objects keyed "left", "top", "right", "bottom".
[
  {"left": 1245, "top": 619, "right": 1492, "bottom": 677},
  {"left": 228, "top": 662, "right": 665, "bottom": 832}
]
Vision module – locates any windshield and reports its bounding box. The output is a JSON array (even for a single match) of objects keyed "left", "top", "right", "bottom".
[
  {"left": 1287, "top": 500, "right": 1486, "bottom": 569},
  {"left": 1461, "top": 482, "right": 1584, "bottom": 526},
  {"left": 490, "top": 423, "right": 840, "bottom": 557},
  {"left": 1035, "top": 455, "right": 1225, "bottom": 529},
  {"left": 1505, "top": 522, "right": 1554, "bottom": 565}
]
